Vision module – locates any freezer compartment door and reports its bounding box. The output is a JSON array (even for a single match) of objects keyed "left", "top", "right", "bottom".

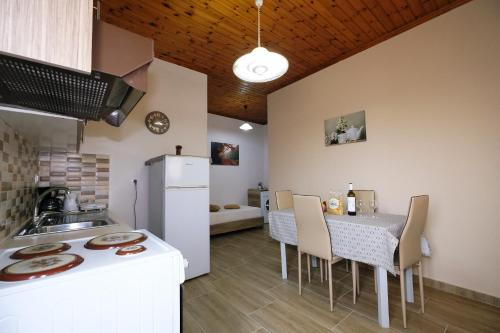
[
  {"left": 164, "top": 187, "right": 209, "bottom": 279},
  {"left": 164, "top": 156, "right": 209, "bottom": 188}
]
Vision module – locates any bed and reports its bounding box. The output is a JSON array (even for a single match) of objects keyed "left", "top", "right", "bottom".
[{"left": 210, "top": 205, "right": 264, "bottom": 235}]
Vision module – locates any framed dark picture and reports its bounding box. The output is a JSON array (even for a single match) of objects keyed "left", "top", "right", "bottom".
[{"left": 210, "top": 142, "right": 239, "bottom": 166}]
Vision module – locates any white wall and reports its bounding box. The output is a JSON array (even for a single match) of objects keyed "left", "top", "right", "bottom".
[
  {"left": 81, "top": 58, "right": 207, "bottom": 228},
  {"left": 208, "top": 114, "right": 268, "bottom": 206},
  {"left": 268, "top": 0, "right": 500, "bottom": 298}
]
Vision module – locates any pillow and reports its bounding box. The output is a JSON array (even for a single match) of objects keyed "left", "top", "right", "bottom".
[
  {"left": 210, "top": 204, "right": 220, "bottom": 212},
  {"left": 224, "top": 204, "right": 240, "bottom": 209}
]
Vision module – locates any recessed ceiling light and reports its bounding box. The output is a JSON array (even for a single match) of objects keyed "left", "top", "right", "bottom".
[{"left": 240, "top": 123, "right": 253, "bottom": 131}]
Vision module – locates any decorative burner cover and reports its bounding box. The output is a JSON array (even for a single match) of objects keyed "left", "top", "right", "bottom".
[
  {"left": 0, "top": 254, "right": 84, "bottom": 282},
  {"left": 10, "top": 243, "right": 71, "bottom": 260},
  {"left": 85, "top": 232, "right": 147, "bottom": 250},
  {"left": 116, "top": 245, "right": 146, "bottom": 256}
]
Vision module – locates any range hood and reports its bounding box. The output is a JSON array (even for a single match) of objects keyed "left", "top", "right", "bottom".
[{"left": 0, "top": 21, "right": 154, "bottom": 127}]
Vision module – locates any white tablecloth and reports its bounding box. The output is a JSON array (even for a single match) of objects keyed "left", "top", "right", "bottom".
[{"left": 269, "top": 208, "right": 430, "bottom": 274}]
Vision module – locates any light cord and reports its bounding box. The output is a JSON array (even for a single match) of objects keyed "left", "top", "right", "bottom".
[{"left": 257, "top": 2, "right": 261, "bottom": 47}]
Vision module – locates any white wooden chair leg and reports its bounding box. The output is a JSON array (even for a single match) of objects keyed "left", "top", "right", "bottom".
[
  {"left": 329, "top": 260, "right": 333, "bottom": 312},
  {"left": 356, "top": 262, "right": 360, "bottom": 295},
  {"left": 298, "top": 249, "right": 302, "bottom": 295},
  {"left": 400, "top": 272, "right": 407, "bottom": 328},
  {"left": 280, "top": 242, "right": 288, "bottom": 279},
  {"left": 419, "top": 261, "right": 425, "bottom": 313},
  {"left": 307, "top": 254, "right": 311, "bottom": 283},
  {"left": 320, "top": 259, "right": 324, "bottom": 283},
  {"left": 351, "top": 260, "right": 357, "bottom": 304}
]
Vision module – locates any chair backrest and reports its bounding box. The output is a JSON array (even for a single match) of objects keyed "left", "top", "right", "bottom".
[
  {"left": 293, "top": 195, "right": 332, "bottom": 260},
  {"left": 399, "top": 195, "right": 429, "bottom": 269},
  {"left": 353, "top": 190, "right": 375, "bottom": 213},
  {"left": 276, "top": 190, "right": 293, "bottom": 210}
]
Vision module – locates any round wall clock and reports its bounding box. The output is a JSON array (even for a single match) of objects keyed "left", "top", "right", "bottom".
[{"left": 145, "top": 111, "right": 170, "bottom": 134}]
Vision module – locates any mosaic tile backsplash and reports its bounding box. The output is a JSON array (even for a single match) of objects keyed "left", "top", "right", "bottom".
[
  {"left": 38, "top": 152, "right": 110, "bottom": 206},
  {"left": 0, "top": 118, "right": 38, "bottom": 241}
]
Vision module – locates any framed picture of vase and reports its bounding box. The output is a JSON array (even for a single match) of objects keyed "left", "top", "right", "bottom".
[
  {"left": 210, "top": 142, "right": 239, "bottom": 166},
  {"left": 324, "top": 110, "right": 367, "bottom": 146}
]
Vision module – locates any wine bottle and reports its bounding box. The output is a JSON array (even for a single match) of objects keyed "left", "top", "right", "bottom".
[{"left": 347, "top": 183, "right": 356, "bottom": 216}]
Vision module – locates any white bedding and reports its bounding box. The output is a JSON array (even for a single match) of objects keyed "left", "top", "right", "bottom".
[{"left": 210, "top": 205, "right": 262, "bottom": 225}]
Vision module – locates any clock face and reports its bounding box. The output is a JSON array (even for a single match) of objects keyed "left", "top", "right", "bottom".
[{"left": 145, "top": 111, "right": 170, "bottom": 134}]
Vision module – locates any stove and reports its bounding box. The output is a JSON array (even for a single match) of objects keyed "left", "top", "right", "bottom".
[
  {"left": 0, "top": 254, "right": 83, "bottom": 282},
  {"left": 85, "top": 231, "right": 148, "bottom": 250},
  {"left": 10, "top": 242, "right": 71, "bottom": 260},
  {"left": 0, "top": 230, "right": 185, "bottom": 333},
  {"left": 116, "top": 245, "right": 147, "bottom": 256}
]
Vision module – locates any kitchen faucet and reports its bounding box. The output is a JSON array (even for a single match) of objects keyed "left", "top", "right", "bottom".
[{"left": 33, "top": 187, "right": 71, "bottom": 226}]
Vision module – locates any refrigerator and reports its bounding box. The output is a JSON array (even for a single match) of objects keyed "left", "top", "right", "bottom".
[{"left": 146, "top": 155, "right": 209, "bottom": 280}]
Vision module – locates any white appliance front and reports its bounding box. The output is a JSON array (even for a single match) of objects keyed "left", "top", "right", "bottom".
[
  {"left": 164, "top": 156, "right": 209, "bottom": 188},
  {"left": 0, "top": 230, "right": 184, "bottom": 333},
  {"left": 164, "top": 187, "right": 209, "bottom": 279},
  {"left": 260, "top": 191, "right": 269, "bottom": 223}
]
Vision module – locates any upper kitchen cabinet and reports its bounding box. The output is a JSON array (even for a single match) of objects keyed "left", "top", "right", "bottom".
[
  {"left": 0, "top": 106, "right": 84, "bottom": 152},
  {"left": 0, "top": 0, "right": 93, "bottom": 73}
]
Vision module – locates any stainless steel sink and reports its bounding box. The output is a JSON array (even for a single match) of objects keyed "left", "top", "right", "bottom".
[
  {"left": 14, "top": 212, "right": 116, "bottom": 238},
  {"left": 34, "top": 220, "right": 110, "bottom": 234}
]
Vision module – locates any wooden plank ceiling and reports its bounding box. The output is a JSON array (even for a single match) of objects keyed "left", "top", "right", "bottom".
[{"left": 101, "top": 0, "right": 471, "bottom": 124}]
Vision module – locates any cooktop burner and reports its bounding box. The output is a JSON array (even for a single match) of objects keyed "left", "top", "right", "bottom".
[
  {"left": 116, "top": 245, "right": 146, "bottom": 256},
  {"left": 0, "top": 254, "right": 83, "bottom": 282},
  {"left": 10, "top": 242, "right": 71, "bottom": 260},
  {"left": 85, "top": 232, "right": 147, "bottom": 250}
]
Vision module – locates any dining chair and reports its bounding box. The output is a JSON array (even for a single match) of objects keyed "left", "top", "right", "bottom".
[
  {"left": 293, "top": 194, "right": 356, "bottom": 311},
  {"left": 276, "top": 190, "right": 293, "bottom": 210},
  {"left": 395, "top": 195, "right": 429, "bottom": 328}
]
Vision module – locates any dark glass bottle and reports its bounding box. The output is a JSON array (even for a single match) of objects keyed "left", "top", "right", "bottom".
[{"left": 347, "top": 183, "right": 356, "bottom": 216}]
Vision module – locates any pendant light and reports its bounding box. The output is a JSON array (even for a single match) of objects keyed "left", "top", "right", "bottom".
[
  {"left": 233, "top": 0, "right": 288, "bottom": 83},
  {"left": 239, "top": 123, "right": 253, "bottom": 131}
]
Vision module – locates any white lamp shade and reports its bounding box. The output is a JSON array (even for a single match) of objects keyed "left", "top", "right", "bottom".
[
  {"left": 239, "top": 123, "right": 253, "bottom": 131},
  {"left": 233, "top": 47, "right": 288, "bottom": 83}
]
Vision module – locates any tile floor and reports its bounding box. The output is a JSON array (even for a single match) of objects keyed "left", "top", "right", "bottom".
[{"left": 183, "top": 226, "right": 500, "bottom": 333}]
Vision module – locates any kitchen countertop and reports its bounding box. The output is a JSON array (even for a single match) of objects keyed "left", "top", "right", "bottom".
[{"left": 0, "top": 212, "right": 132, "bottom": 250}]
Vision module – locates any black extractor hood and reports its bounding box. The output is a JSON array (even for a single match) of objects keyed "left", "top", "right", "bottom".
[{"left": 0, "top": 21, "right": 154, "bottom": 127}]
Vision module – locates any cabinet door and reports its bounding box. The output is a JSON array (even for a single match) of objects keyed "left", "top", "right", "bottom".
[
  {"left": 0, "top": 0, "right": 93, "bottom": 73},
  {"left": 248, "top": 189, "right": 261, "bottom": 207}
]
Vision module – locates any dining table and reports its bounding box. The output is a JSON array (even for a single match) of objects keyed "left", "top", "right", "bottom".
[{"left": 268, "top": 208, "right": 431, "bottom": 328}]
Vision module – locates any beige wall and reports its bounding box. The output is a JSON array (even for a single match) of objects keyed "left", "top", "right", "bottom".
[
  {"left": 81, "top": 58, "right": 207, "bottom": 229},
  {"left": 268, "top": 0, "right": 500, "bottom": 298}
]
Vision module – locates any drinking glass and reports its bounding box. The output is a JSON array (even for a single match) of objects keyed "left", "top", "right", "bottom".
[
  {"left": 369, "top": 200, "right": 376, "bottom": 218},
  {"left": 357, "top": 200, "right": 364, "bottom": 216}
]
